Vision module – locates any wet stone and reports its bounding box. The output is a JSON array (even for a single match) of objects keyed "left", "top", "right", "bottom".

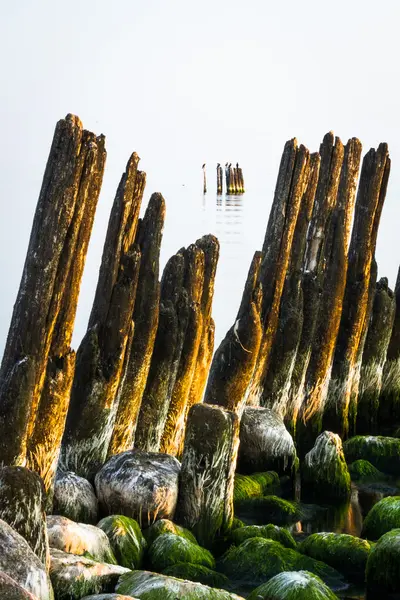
[{"left": 53, "top": 471, "right": 98, "bottom": 524}]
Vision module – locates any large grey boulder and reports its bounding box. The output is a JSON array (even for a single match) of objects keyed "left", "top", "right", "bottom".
[
  {"left": 46, "top": 515, "right": 116, "bottom": 564},
  {"left": 0, "top": 467, "right": 49, "bottom": 567},
  {"left": 53, "top": 471, "right": 98, "bottom": 524},
  {"left": 0, "top": 571, "right": 39, "bottom": 599},
  {"left": 95, "top": 451, "right": 180, "bottom": 527},
  {"left": 0, "top": 519, "right": 53, "bottom": 599},
  {"left": 49, "top": 549, "right": 129, "bottom": 600},
  {"left": 237, "top": 407, "right": 297, "bottom": 475}
]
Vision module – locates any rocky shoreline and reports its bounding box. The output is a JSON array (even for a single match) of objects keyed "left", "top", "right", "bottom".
[{"left": 0, "top": 115, "right": 399, "bottom": 599}]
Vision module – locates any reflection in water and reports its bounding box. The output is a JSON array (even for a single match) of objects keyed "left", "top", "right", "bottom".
[{"left": 215, "top": 194, "right": 245, "bottom": 248}]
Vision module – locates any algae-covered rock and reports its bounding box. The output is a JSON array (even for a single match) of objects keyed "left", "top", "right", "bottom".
[
  {"left": 234, "top": 495, "right": 301, "bottom": 525},
  {"left": 0, "top": 519, "right": 53, "bottom": 599},
  {"left": 343, "top": 435, "right": 400, "bottom": 476},
  {"left": 53, "top": 471, "right": 98, "bottom": 524},
  {"left": 233, "top": 472, "right": 279, "bottom": 504},
  {"left": 148, "top": 533, "right": 215, "bottom": 571},
  {"left": 143, "top": 518, "right": 197, "bottom": 546},
  {"left": 0, "top": 571, "right": 40, "bottom": 599},
  {"left": 217, "top": 537, "right": 344, "bottom": 588},
  {"left": 49, "top": 549, "right": 129, "bottom": 599},
  {"left": 231, "top": 518, "right": 245, "bottom": 531},
  {"left": 366, "top": 528, "right": 400, "bottom": 598},
  {"left": 230, "top": 524, "right": 297, "bottom": 549},
  {"left": 247, "top": 570, "right": 339, "bottom": 600},
  {"left": 348, "top": 459, "right": 386, "bottom": 483},
  {"left": 302, "top": 432, "right": 351, "bottom": 501},
  {"left": 81, "top": 596, "right": 138, "bottom": 600},
  {"left": 300, "top": 532, "right": 371, "bottom": 581},
  {"left": 47, "top": 515, "right": 116, "bottom": 564},
  {"left": 237, "top": 408, "right": 298, "bottom": 476},
  {"left": 162, "top": 563, "right": 229, "bottom": 588},
  {"left": 0, "top": 466, "right": 49, "bottom": 566},
  {"left": 362, "top": 495, "right": 400, "bottom": 540},
  {"left": 116, "top": 570, "right": 244, "bottom": 599},
  {"left": 95, "top": 450, "right": 180, "bottom": 527},
  {"left": 97, "top": 516, "right": 146, "bottom": 570}
]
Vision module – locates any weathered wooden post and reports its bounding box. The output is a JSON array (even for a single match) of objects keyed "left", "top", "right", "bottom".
[
  {"left": 262, "top": 152, "right": 320, "bottom": 422},
  {"left": 160, "top": 245, "right": 205, "bottom": 456},
  {"left": 228, "top": 163, "right": 235, "bottom": 194},
  {"left": 134, "top": 253, "right": 190, "bottom": 452},
  {"left": 296, "top": 138, "right": 362, "bottom": 452},
  {"left": 108, "top": 193, "right": 165, "bottom": 455},
  {"left": 217, "top": 163, "right": 223, "bottom": 195},
  {"left": 249, "top": 141, "right": 311, "bottom": 406},
  {"left": 0, "top": 115, "right": 104, "bottom": 467},
  {"left": 26, "top": 134, "right": 106, "bottom": 502},
  {"left": 356, "top": 278, "right": 395, "bottom": 434},
  {"left": 175, "top": 403, "right": 240, "bottom": 548},
  {"left": 61, "top": 155, "right": 148, "bottom": 479},
  {"left": 237, "top": 164, "right": 245, "bottom": 194},
  {"left": 204, "top": 252, "right": 263, "bottom": 414},
  {"left": 323, "top": 143, "right": 390, "bottom": 438},
  {"left": 379, "top": 267, "right": 400, "bottom": 434},
  {"left": 202, "top": 163, "right": 207, "bottom": 194},
  {"left": 225, "top": 163, "right": 230, "bottom": 193}
]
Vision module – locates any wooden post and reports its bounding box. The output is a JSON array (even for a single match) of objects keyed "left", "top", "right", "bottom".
[
  {"left": 0, "top": 115, "right": 103, "bottom": 466},
  {"left": 202, "top": 164, "right": 207, "bottom": 194},
  {"left": 217, "top": 163, "right": 223, "bottom": 195}
]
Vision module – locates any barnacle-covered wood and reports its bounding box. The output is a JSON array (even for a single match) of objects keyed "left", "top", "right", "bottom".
[
  {"left": 0, "top": 115, "right": 102, "bottom": 466},
  {"left": 379, "top": 267, "right": 400, "bottom": 434},
  {"left": 109, "top": 193, "right": 165, "bottom": 455},
  {"left": 175, "top": 403, "right": 240, "bottom": 548},
  {"left": 263, "top": 152, "right": 320, "bottom": 421},
  {"left": 324, "top": 144, "right": 390, "bottom": 438},
  {"left": 160, "top": 245, "right": 205, "bottom": 456},
  {"left": 249, "top": 142, "right": 310, "bottom": 405},
  {"left": 356, "top": 278, "right": 395, "bottom": 434},
  {"left": 135, "top": 253, "right": 189, "bottom": 452},
  {"left": 204, "top": 251, "right": 262, "bottom": 414},
  {"left": 27, "top": 134, "right": 107, "bottom": 500}
]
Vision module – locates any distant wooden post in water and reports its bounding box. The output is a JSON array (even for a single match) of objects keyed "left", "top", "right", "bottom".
[
  {"left": 202, "top": 163, "right": 207, "bottom": 194},
  {"left": 217, "top": 163, "right": 223, "bottom": 195}
]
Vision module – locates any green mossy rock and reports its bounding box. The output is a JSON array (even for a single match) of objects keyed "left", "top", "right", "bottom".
[
  {"left": 366, "top": 528, "right": 400, "bottom": 598},
  {"left": 230, "top": 518, "right": 245, "bottom": 531},
  {"left": 216, "top": 537, "right": 344, "bottom": 588},
  {"left": 348, "top": 459, "right": 386, "bottom": 482},
  {"left": 230, "top": 524, "right": 296, "bottom": 549},
  {"left": 362, "top": 496, "right": 400, "bottom": 540},
  {"left": 302, "top": 432, "right": 351, "bottom": 502},
  {"left": 97, "top": 515, "right": 147, "bottom": 569},
  {"left": 344, "top": 436, "right": 400, "bottom": 476},
  {"left": 233, "top": 472, "right": 279, "bottom": 504},
  {"left": 247, "top": 570, "right": 339, "bottom": 600},
  {"left": 162, "top": 563, "right": 229, "bottom": 588},
  {"left": 234, "top": 495, "right": 301, "bottom": 525},
  {"left": 148, "top": 533, "right": 215, "bottom": 571},
  {"left": 300, "top": 532, "right": 372, "bottom": 581},
  {"left": 143, "top": 519, "right": 197, "bottom": 546},
  {"left": 116, "top": 570, "right": 245, "bottom": 599}
]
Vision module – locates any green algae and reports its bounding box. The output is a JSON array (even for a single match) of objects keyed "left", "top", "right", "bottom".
[
  {"left": 362, "top": 495, "right": 400, "bottom": 540},
  {"left": 148, "top": 533, "right": 215, "bottom": 571},
  {"left": 343, "top": 436, "right": 400, "bottom": 476},
  {"left": 143, "top": 518, "right": 198, "bottom": 546},
  {"left": 301, "top": 432, "right": 351, "bottom": 502},
  {"left": 216, "top": 537, "right": 344, "bottom": 589},
  {"left": 348, "top": 459, "right": 386, "bottom": 482},
  {"left": 97, "top": 515, "right": 147, "bottom": 569},
  {"left": 230, "top": 517, "right": 245, "bottom": 531},
  {"left": 247, "top": 570, "right": 339, "bottom": 600},
  {"left": 233, "top": 472, "right": 279, "bottom": 504},
  {"left": 366, "top": 528, "right": 400, "bottom": 598},
  {"left": 234, "top": 495, "right": 301, "bottom": 525},
  {"left": 300, "top": 532, "right": 372, "bottom": 581},
  {"left": 162, "top": 562, "right": 229, "bottom": 588},
  {"left": 230, "top": 524, "right": 297, "bottom": 549},
  {"left": 116, "top": 570, "right": 244, "bottom": 599}
]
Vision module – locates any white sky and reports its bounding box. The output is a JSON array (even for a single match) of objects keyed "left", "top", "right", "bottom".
[{"left": 1, "top": 0, "right": 400, "bottom": 351}]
